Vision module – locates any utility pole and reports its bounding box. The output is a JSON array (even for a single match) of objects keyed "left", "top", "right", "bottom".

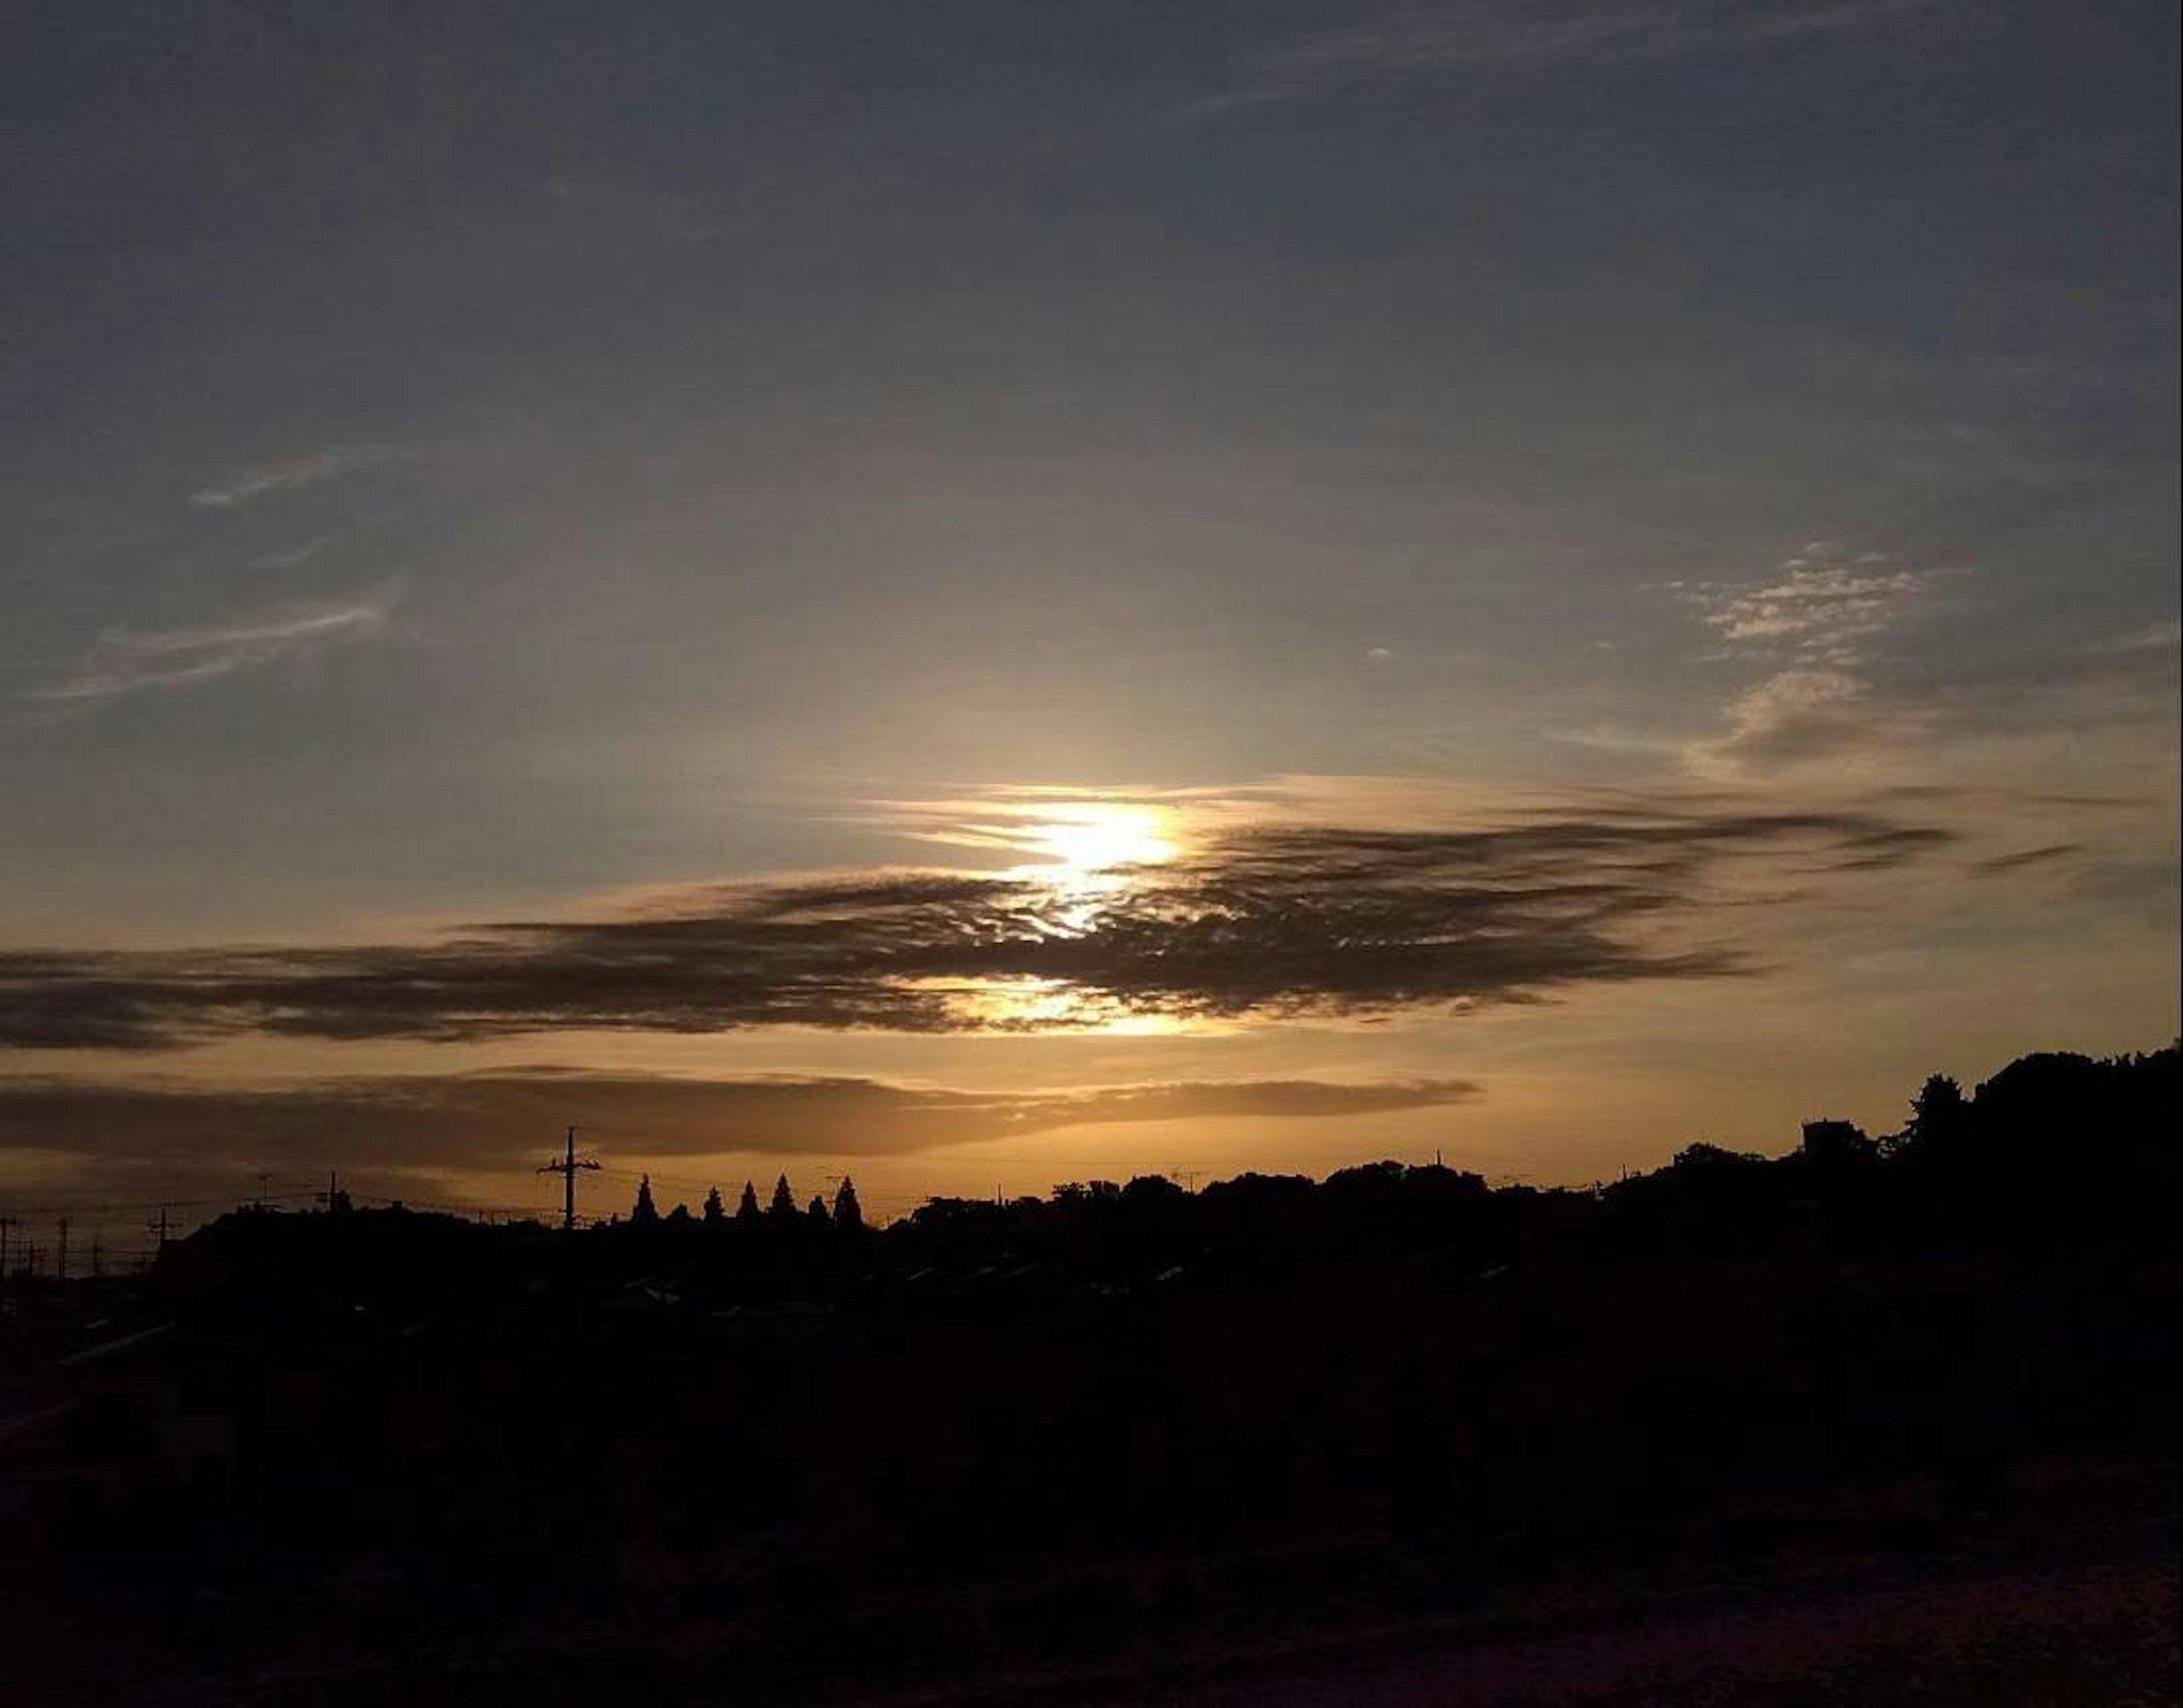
[
  {"left": 255, "top": 1171, "right": 271, "bottom": 1210},
  {"left": 0, "top": 1214, "right": 15, "bottom": 1279},
  {"left": 538, "top": 1126, "right": 599, "bottom": 1232},
  {"left": 316, "top": 1170, "right": 342, "bottom": 1212},
  {"left": 89, "top": 1236, "right": 102, "bottom": 1279},
  {"left": 147, "top": 1205, "right": 172, "bottom": 1254},
  {"left": 55, "top": 1216, "right": 68, "bottom": 1283}
]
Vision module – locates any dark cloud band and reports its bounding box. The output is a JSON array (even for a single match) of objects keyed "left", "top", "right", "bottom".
[
  {"left": 0, "top": 806, "right": 1954, "bottom": 1051},
  {"left": 0, "top": 1070, "right": 1482, "bottom": 1171}
]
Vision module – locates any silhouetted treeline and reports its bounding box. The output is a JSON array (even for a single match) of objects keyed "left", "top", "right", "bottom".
[
  {"left": 4, "top": 1043, "right": 2175, "bottom": 1705},
  {"left": 138, "top": 1042, "right": 2180, "bottom": 1308}
]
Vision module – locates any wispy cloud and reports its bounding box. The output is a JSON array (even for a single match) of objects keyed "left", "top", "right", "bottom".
[
  {"left": 0, "top": 799, "right": 1954, "bottom": 1051},
  {"left": 1664, "top": 543, "right": 1956, "bottom": 669},
  {"left": 189, "top": 443, "right": 409, "bottom": 511},
  {"left": 1970, "top": 843, "right": 2083, "bottom": 878},
  {"left": 1688, "top": 666, "right": 1906, "bottom": 775},
  {"left": 1199, "top": 0, "right": 1938, "bottom": 116},
  {"left": 30, "top": 596, "right": 393, "bottom": 706},
  {"left": 1654, "top": 544, "right": 1958, "bottom": 776},
  {"left": 2091, "top": 619, "right": 2181, "bottom": 656},
  {"left": 250, "top": 532, "right": 344, "bottom": 571}
]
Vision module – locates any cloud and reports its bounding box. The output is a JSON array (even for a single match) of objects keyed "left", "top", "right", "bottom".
[
  {"left": 189, "top": 443, "right": 409, "bottom": 511},
  {"left": 0, "top": 801, "right": 1956, "bottom": 1051},
  {"left": 1659, "top": 545, "right": 1961, "bottom": 776},
  {"left": 1665, "top": 562, "right": 2177, "bottom": 785},
  {"left": 251, "top": 533, "right": 343, "bottom": 571},
  {"left": 28, "top": 597, "right": 392, "bottom": 706},
  {"left": 1198, "top": 0, "right": 1937, "bottom": 116},
  {"left": 1970, "top": 843, "right": 2083, "bottom": 878},
  {"left": 0, "top": 1069, "right": 1483, "bottom": 1175},
  {"left": 1669, "top": 544, "right": 1955, "bottom": 669},
  {"left": 1684, "top": 665, "right": 1932, "bottom": 776},
  {"left": 2092, "top": 619, "right": 2181, "bottom": 655}
]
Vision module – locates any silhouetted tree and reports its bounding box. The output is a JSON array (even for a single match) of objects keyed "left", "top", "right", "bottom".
[
  {"left": 736, "top": 1181, "right": 761, "bottom": 1224},
  {"left": 632, "top": 1174, "right": 659, "bottom": 1227},
  {"left": 833, "top": 1176, "right": 865, "bottom": 1231},
  {"left": 769, "top": 1173, "right": 798, "bottom": 1219},
  {"left": 1801, "top": 1119, "right": 1874, "bottom": 1166},
  {"left": 1672, "top": 1142, "right": 1767, "bottom": 1168},
  {"left": 806, "top": 1194, "right": 831, "bottom": 1228},
  {"left": 1906, "top": 1073, "right": 1970, "bottom": 1151},
  {"left": 1120, "top": 1174, "right": 1186, "bottom": 1208},
  {"left": 665, "top": 1202, "right": 692, "bottom": 1228},
  {"left": 703, "top": 1185, "right": 725, "bottom": 1225}
]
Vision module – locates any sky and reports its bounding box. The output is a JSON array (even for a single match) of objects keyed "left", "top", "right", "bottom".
[{"left": 2, "top": 1, "right": 2177, "bottom": 1246}]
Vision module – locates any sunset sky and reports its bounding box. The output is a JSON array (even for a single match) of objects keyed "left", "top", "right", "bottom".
[{"left": 4, "top": 2, "right": 2176, "bottom": 1238}]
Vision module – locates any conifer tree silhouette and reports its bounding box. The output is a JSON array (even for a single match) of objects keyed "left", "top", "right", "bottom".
[
  {"left": 769, "top": 1173, "right": 798, "bottom": 1219},
  {"left": 632, "top": 1174, "right": 659, "bottom": 1226},
  {"left": 833, "top": 1176, "right": 865, "bottom": 1232},
  {"left": 703, "top": 1185, "right": 725, "bottom": 1225},
  {"left": 736, "top": 1180, "right": 761, "bottom": 1224}
]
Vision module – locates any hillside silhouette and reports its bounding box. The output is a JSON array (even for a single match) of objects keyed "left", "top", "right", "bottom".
[{"left": 2, "top": 1043, "right": 2176, "bottom": 1704}]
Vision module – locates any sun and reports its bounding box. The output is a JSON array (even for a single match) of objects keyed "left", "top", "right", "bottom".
[{"left": 1022, "top": 802, "right": 1178, "bottom": 873}]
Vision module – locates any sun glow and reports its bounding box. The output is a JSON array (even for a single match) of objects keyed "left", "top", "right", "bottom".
[
  {"left": 863, "top": 793, "right": 1200, "bottom": 1031},
  {"left": 1020, "top": 802, "right": 1179, "bottom": 874}
]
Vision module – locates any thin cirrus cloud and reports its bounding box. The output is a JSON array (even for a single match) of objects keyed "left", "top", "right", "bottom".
[
  {"left": 28, "top": 597, "right": 392, "bottom": 706},
  {"left": 0, "top": 801, "right": 1957, "bottom": 1052},
  {"left": 1649, "top": 544, "right": 1960, "bottom": 778},
  {"left": 1662, "top": 544, "right": 1956, "bottom": 668},
  {"left": 0, "top": 1070, "right": 1485, "bottom": 1172},
  {"left": 2093, "top": 619, "right": 2182, "bottom": 656},
  {"left": 188, "top": 442, "right": 410, "bottom": 511},
  {"left": 1687, "top": 633, "right": 2181, "bottom": 780},
  {"left": 1196, "top": 0, "right": 1938, "bottom": 115},
  {"left": 1553, "top": 545, "right": 1958, "bottom": 777},
  {"left": 1970, "top": 843, "right": 2085, "bottom": 878}
]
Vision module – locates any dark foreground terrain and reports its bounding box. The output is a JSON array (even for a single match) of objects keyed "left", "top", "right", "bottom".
[{"left": 3, "top": 1047, "right": 2177, "bottom": 1703}]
